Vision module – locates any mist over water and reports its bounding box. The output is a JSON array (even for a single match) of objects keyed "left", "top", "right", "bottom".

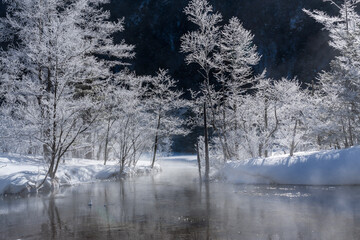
[{"left": 0, "top": 159, "right": 359, "bottom": 240}]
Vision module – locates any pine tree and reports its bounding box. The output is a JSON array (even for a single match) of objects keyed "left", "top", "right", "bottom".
[{"left": 213, "top": 16, "right": 261, "bottom": 161}]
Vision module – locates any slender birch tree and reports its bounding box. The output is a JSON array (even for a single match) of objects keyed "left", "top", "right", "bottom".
[{"left": 181, "top": 0, "right": 222, "bottom": 179}]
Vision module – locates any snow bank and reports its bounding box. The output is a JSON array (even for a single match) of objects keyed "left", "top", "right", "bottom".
[
  {"left": 217, "top": 146, "right": 360, "bottom": 185},
  {"left": 0, "top": 154, "right": 160, "bottom": 195}
]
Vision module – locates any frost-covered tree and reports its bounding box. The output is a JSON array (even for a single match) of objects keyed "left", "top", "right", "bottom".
[
  {"left": 272, "top": 78, "right": 315, "bottom": 156},
  {"left": 213, "top": 17, "right": 261, "bottom": 161},
  {"left": 304, "top": 0, "right": 360, "bottom": 148},
  {"left": 215, "top": 17, "right": 260, "bottom": 85},
  {"left": 97, "top": 70, "right": 188, "bottom": 173},
  {"left": 145, "top": 69, "right": 189, "bottom": 168},
  {"left": 182, "top": 0, "right": 265, "bottom": 167},
  {"left": 98, "top": 71, "right": 141, "bottom": 166},
  {"left": 181, "top": 0, "right": 222, "bottom": 179},
  {"left": 112, "top": 84, "right": 151, "bottom": 173},
  {"left": 219, "top": 76, "right": 278, "bottom": 160},
  {"left": 209, "top": 76, "right": 316, "bottom": 161},
  {"left": 245, "top": 77, "right": 279, "bottom": 158},
  {"left": 0, "top": 0, "right": 134, "bottom": 183}
]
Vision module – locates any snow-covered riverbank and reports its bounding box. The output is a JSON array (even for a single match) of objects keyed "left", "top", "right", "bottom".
[
  {"left": 0, "top": 154, "right": 160, "bottom": 195},
  {"left": 217, "top": 146, "right": 360, "bottom": 185}
]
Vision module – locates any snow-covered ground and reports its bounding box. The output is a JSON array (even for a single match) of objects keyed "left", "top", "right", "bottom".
[
  {"left": 217, "top": 146, "right": 360, "bottom": 185},
  {"left": 2, "top": 146, "right": 359, "bottom": 196},
  {"left": 158, "top": 154, "right": 197, "bottom": 163},
  {"left": 0, "top": 154, "right": 160, "bottom": 195}
]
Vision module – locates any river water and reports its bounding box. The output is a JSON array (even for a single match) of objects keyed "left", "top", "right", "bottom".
[{"left": 1, "top": 157, "right": 360, "bottom": 240}]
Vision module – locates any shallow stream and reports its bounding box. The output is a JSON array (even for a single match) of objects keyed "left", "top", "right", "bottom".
[{"left": 1, "top": 157, "right": 360, "bottom": 239}]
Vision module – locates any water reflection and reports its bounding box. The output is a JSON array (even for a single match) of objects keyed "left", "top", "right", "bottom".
[
  {"left": 0, "top": 161, "right": 360, "bottom": 239},
  {"left": 43, "top": 195, "right": 62, "bottom": 239}
]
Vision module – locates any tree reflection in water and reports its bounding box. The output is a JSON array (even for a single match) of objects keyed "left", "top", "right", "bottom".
[{"left": 1, "top": 161, "right": 360, "bottom": 239}]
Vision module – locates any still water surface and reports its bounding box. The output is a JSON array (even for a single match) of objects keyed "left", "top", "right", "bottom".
[{"left": 1, "top": 157, "right": 360, "bottom": 240}]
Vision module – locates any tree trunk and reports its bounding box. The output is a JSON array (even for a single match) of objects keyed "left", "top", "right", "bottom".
[
  {"left": 221, "top": 82, "right": 230, "bottom": 162},
  {"left": 97, "top": 142, "right": 102, "bottom": 161},
  {"left": 221, "top": 106, "right": 231, "bottom": 162},
  {"left": 49, "top": 76, "right": 58, "bottom": 179},
  {"left": 345, "top": 1, "right": 349, "bottom": 33},
  {"left": 196, "top": 142, "right": 202, "bottom": 180},
  {"left": 336, "top": 141, "right": 341, "bottom": 149},
  {"left": 130, "top": 140, "right": 136, "bottom": 167},
  {"left": 37, "top": 154, "right": 56, "bottom": 190},
  {"left": 120, "top": 156, "right": 126, "bottom": 175},
  {"left": 204, "top": 102, "right": 210, "bottom": 180},
  {"left": 104, "top": 119, "right": 111, "bottom": 165},
  {"left": 348, "top": 118, "right": 354, "bottom": 147},
  {"left": 43, "top": 144, "right": 51, "bottom": 163},
  {"left": 258, "top": 144, "right": 263, "bottom": 158},
  {"left": 341, "top": 119, "right": 349, "bottom": 148},
  {"left": 233, "top": 104, "right": 239, "bottom": 159},
  {"left": 85, "top": 133, "right": 93, "bottom": 159},
  {"left": 264, "top": 98, "right": 268, "bottom": 158},
  {"left": 151, "top": 114, "right": 161, "bottom": 168},
  {"left": 290, "top": 119, "right": 298, "bottom": 157},
  {"left": 48, "top": 155, "right": 56, "bottom": 179},
  {"left": 52, "top": 155, "right": 62, "bottom": 180}
]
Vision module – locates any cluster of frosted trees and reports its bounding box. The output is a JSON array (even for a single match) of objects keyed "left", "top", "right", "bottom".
[
  {"left": 304, "top": 0, "right": 360, "bottom": 150},
  {"left": 0, "top": 0, "right": 359, "bottom": 181},
  {"left": 0, "top": 0, "right": 187, "bottom": 180},
  {"left": 181, "top": 0, "right": 360, "bottom": 178}
]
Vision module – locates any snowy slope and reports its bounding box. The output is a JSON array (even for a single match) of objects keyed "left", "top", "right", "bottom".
[
  {"left": 0, "top": 154, "right": 160, "bottom": 195},
  {"left": 217, "top": 146, "right": 360, "bottom": 185}
]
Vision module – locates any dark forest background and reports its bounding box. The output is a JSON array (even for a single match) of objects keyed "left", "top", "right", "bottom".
[
  {"left": 105, "top": 0, "right": 338, "bottom": 90},
  {"left": 0, "top": 0, "right": 341, "bottom": 153}
]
